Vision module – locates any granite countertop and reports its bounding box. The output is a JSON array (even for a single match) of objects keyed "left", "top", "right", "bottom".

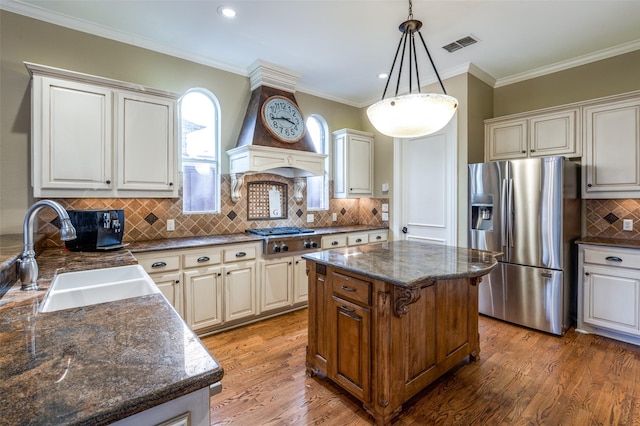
[
  {"left": 576, "top": 237, "right": 640, "bottom": 250},
  {"left": 127, "top": 225, "right": 388, "bottom": 253},
  {"left": 303, "top": 240, "right": 499, "bottom": 288},
  {"left": 0, "top": 247, "right": 222, "bottom": 426}
]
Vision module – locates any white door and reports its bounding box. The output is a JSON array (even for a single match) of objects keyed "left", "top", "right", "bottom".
[{"left": 392, "top": 116, "right": 457, "bottom": 245}]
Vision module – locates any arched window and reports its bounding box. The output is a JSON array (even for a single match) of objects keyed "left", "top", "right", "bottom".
[
  {"left": 306, "top": 114, "right": 329, "bottom": 210},
  {"left": 179, "top": 89, "right": 221, "bottom": 213}
]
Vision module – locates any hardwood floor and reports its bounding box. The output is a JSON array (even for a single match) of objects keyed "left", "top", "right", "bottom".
[{"left": 201, "top": 309, "right": 640, "bottom": 425}]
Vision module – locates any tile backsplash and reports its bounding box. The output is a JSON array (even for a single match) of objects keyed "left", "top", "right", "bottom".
[
  {"left": 37, "top": 173, "right": 389, "bottom": 247},
  {"left": 586, "top": 199, "right": 640, "bottom": 240}
]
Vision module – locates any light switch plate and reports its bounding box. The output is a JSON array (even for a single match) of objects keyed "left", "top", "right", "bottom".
[
  {"left": 332, "top": 212, "right": 337, "bottom": 221},
  {"left": 382, "top": 203, "right": 389, "bottom": 212},
  {"left": 167, "top": 219, "right": 175, "bottom": 231},
  {"left": 623, "top": 219, "right": 633, "bottom": 231}
]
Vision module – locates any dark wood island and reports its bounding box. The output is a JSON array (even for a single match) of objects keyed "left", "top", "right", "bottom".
[{"left": 303, "top": 240, "right": 499, "bottom": 426}]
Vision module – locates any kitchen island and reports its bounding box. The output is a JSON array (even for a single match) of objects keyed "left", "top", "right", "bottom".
[{"left": 303, "top": 240, "right": 499, "bottom": 426}]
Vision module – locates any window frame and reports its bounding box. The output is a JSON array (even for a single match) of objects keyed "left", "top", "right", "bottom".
[
  {"left": 178, "top": 88, "right": 222, "bottom": 214},
  {"left": 306, "top": 114, "right": 330, "bottom": 211}
]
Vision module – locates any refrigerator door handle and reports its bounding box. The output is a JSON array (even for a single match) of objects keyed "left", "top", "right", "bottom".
[
  {"left": 508, "top": 178, "right": 514, "bottom": 247},
  {"left": 501, "top": 179, "right": 507, "bottom": 248}
]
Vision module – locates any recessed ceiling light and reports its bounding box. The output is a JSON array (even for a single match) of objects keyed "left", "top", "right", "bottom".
[
  {"left": 378, "top": 73, "right": 388, "bottom": 79},
  {"left": 218, "top": 6, "right": 237, "bottom": 19}
]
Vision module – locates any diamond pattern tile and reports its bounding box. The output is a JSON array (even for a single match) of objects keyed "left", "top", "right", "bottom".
[
  {"left": 603, "top": 213, "right": 619, "bottom": 224},
  {"left": 36, "top": 174, "right": 390, "bottom": 246}
]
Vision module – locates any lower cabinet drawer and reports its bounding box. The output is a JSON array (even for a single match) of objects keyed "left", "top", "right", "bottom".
[
  {"left": 223, "top": 246, "right": 257, "bottom": 263},
  {"left": 369, "top": 231, "right": 388, "bottom": 243},
  {"left": 332, "top": 271, "right": 371, "bottom": 306},
  {"left": 183, "top": 248, "right": 222, "bottom": 268},
  {"left": 584, "top": 247, "right": 640, "bottom": 270},
  {"left": 347, "top": 234, "right": 369, "bottom": 246},
  {"left": 136, "top": 254, "right": 180, "bottom": 273},
  {"left": 322, "top": 235, "right": 347, "bottom": 249}
]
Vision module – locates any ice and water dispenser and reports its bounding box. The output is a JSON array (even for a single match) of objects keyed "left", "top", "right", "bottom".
[{"left": 470, "top": 194, "right": 493, "bottom": 231}]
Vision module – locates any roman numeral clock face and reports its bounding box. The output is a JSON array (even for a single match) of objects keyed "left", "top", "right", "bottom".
[{"left": 261, "top": 95, "right": 305, "bottom": 143}]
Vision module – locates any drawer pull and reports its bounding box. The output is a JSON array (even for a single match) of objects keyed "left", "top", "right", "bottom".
[
  {"left": 235, "top": 251, "right": 247, "bottom": 257},
  {"left": 197, "top": 256, "right": 210, "bottom": 263},
  {"left": 341, "top": 285, "right": 356, "bottom": 292},
  {"left": 376, "top": 236, "right": 382, "bottom": 240},
  {"left": 340, "top": 306, "right": 355, "bottom": 313},
  {"left": 605, "top": 256, "right": 623, "bottom": 262},
  {"left": 355, "top": 238, "right": 362, "bottom": 243},
  {"left": 151, "top": 261, "right": 167, "bottom": 268},
  {"left": 332, "top": 241, "right": 339, "bottom": 246}
]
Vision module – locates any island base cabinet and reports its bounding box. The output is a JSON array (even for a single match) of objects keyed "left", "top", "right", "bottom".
[{"left": 306, "top": 261, "right": 480, "bottom": 426}]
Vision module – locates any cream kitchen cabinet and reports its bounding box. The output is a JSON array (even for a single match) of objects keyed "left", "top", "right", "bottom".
[
  {"left": 485, "top": 108, "right": 580, "bottom": 161},
  {"left": 582, "top": 94, "right": 640, "bottom": 198},
  {"left": 578, "top": 244, "right": 640, "bottom": 345},
  {"left": 260, "top": 254, "right": 309, "bottom": 313},
  {"left": 26, "top": 62, "right": 178, "bottom": 198},
  {"left": 134, "top": 242, "right": 259, "bottom": 334},
  {"left": 333, "top": 129, "right": 374, "bottom": 198},
  {"left": 320, "top": 229, "right": 388, "bottom": 250}
]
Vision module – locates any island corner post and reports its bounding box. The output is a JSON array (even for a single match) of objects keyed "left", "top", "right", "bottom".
[{"left": 304, "top": 242, "right": 496, "bottom": 426}]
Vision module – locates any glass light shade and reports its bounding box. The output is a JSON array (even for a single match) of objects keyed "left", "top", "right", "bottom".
[{"left": 367, "top": 93, "right": 458, "bottom": 138}]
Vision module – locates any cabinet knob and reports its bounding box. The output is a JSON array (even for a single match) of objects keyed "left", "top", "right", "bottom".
[
  {"left": 355, "top": 238, "right": 362, "bottom": 243},
  {"left": 169, "top": 182, "right": 173, "bottom": 186},
  {"left": 106, "top": 180, "right": 111, "bottom": 184},
  {"left": 175, "top": 280, "right": 180, "bottom": 284},
  {"left": 530, "top": 149, "right": 535, "bottom": 153},
  {"left": 585, "top": 272, "right": 590, "bottom": 276},
  {"left": 521, "top": 150, "right": 526, "bottom": 154},
  {"left": 331, "top": 241, "right": 339, "bottom": 246},
  {"left": 376, "top": 236, "right": 382, "bottom": 240},
  {"left": 587, "top": 183, "right": 593, "bottom": 187}
]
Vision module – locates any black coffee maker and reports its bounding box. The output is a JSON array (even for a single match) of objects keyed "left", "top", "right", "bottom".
[{"left": 65, "top": 209, "right": 126, "bottom": 251}]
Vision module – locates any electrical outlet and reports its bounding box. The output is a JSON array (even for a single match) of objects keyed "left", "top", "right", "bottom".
[
  {"left": 382, "top": 203, "right": 389, "bottom": 212},
  {"left": 167, "top": 219, "right": 175, "bottom": 231},
  {"left": 623, "top": 219, "right": 633, "bottom": 231},
  {"left": 307, "top": 214, "right": 314, "bottom": 223},
  {"left": 382, "top": 212, "right": 389, "bottom": 221},
  {"left": 332, "top": 212, "right": 337, "bottom": 221}
]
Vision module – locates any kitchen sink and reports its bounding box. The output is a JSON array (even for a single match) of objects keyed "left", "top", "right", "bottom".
[{"left": 40, "top": 265, "right": 160, "bottom": 313}]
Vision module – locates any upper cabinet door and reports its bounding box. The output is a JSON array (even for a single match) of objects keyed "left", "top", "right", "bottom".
[
  {"left": 529, "top": 109, "right": 579, "bottom": 158},
  {"left": 34, "top": 76, "right": 113, "bottom": 195},
  {"left": 333, "top": 129, "right": 374, "bottom": 198},
  {"left": 116, "top": 91, "right": 177, "bottom": 194},
  {"left": 583, "top": 97, "right": 640, "bottom": 198},
  {"left": 485, "top": 118, "right": 528, "bottom": 161}
]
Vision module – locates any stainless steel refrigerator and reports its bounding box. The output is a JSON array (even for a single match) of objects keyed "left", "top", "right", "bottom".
[{"left": 468, "top": 156, "right": 580, "bottom": 335}]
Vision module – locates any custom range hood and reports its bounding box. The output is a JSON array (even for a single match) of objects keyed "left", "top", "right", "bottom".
[{"left": 227, "top": 61, "right": 327, "bottom": 179}]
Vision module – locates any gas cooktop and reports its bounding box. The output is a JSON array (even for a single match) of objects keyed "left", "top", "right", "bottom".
[{"left": 246, "top": 227, "right": 315, "bottom": 237}]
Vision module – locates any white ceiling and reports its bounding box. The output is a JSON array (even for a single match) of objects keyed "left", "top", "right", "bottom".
[{"left": 3, "top": 0, "right": 640, "bottom": 107}]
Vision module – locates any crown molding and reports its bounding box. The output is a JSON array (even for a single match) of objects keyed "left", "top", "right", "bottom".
[{"left": 495, "top": 39, "right": 640, "bottom": 88}]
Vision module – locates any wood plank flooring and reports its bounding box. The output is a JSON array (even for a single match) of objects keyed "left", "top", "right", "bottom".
[{"left": 201, "top": 309, "right": 640, "bottom": 425}]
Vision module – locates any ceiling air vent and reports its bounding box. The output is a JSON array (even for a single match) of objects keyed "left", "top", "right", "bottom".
[{"left": 442, "top": 35, "right": 479, "bottom": 53}]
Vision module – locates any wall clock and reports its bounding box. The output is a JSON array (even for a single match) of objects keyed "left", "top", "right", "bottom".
[{"left": 261, "top": 95, "right": 305, "bottom": 143}]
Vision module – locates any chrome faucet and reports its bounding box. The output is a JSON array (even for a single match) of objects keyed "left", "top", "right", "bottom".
[{"left": 19, "top": 200, "right": 77, "bottom": 291}]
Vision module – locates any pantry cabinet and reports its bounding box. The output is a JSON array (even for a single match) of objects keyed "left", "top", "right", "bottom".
[
  {"left": 333, "top": 129, "right": 374, "bottom": 198},
  {"left": 582, "top": 94, "right": 640, "bottom": 198},
  {"left": 485, "top": 108, "right": 579, "bottom": 161},
  {"left": 26, "top": 62, "right": 178, "bottom": 198},
  {"left": 578, "top": 244, "right": 640, "bottom": 345}
]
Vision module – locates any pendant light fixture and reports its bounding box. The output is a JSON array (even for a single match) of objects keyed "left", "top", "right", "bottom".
[{"left": 367, "top": 0, "right": 458, "bottom": 138}]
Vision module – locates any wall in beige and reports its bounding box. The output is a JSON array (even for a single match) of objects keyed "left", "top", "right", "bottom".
[
  {"left": 494, "top": 49, "right": 640, "bottom": 117},
  {"left": 0, "top": 11, "right": 361, "bottom": 234}
]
